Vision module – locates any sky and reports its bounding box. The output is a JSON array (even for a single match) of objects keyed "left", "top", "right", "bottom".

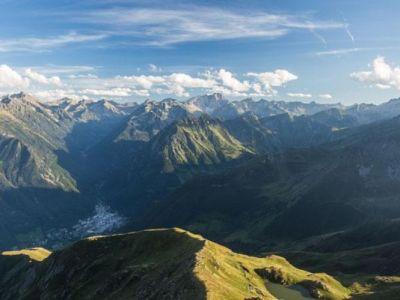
[{"left": 0, "top": 0, "right": 400, "bottom": 104}]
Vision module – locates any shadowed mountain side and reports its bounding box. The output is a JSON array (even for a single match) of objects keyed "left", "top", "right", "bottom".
[
  {"left": 278, "top": 241, "right": 400, "bottom": 277},
  {"left": 140, "top": 150, "right": 364, "bottom": 248},
  {"left": 140, "top": 116, "right": 400, "bottom": 252},
  {"left": 0, "top": 187, "right": 94, "bottom": 250},
  {"left": 295, "top": 219, "right": 400, "bottom": 253},
  {"left": 223, "top": 108, "right": 359, "bottom": 154},
  {"left": 53, "top": 118, "right": 131, "bottom": 187},
  {"left": 97, "top": 115, "right": 254, "bottom": 216}
]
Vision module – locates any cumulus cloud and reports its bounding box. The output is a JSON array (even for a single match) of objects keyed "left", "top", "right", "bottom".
[
  {"left": 81, "top": 88, "right": 134, "bottom": 97},
  {"left": 0, "top": 63, "right": 300, "bottom": 100},
  {"left": 216, "top": 69, "right": 250, "bottom": 92},
  {"left": 87, "top": 68, "right": 297, "bottom": 98},
  {"left": 287, "top": 92, "right": 312, "bottom": 99},
  {"left": 163, "top": 73, "right": 215, "bottom": 97},
  {"left": 33, "top": 89, "right": 83, "bottom": 101},
  {"left": 116, "top": 75, "right": 165, "bottom": 89},
  {"left": 319, "top": 94, "right": 333, "bottom": 99},
  {"left": 247, "top": 69, "right": 298, "bottom": 94},
  {"left": 25, "top": 68, "right": 62, "bottom": 86},
  {"left": 81, "top": 88, "right": 150, "bottom": 97},
  {"left": 168, "top": 73, "right": 215, "bottom": 89},
  {"left": 351, "top": 56, "right": 400, "bottom": 90},
  {"left": 0, "top": 65, "right": 29, "bottom": 89}
]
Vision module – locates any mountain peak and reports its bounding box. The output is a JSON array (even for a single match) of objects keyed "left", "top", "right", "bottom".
[
  {"left": 189, "top": 93, "right": 225, "bottom": 102},
  {"left": 186, "top": 93, "right": 228, "bottom": 115},
  {"left": 1, "top": 92, "right": 39, "bottom": 105}
]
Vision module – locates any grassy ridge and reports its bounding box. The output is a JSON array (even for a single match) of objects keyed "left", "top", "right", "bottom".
[{"left": 0, "top": 228, "right": 351, "bottom": 299}]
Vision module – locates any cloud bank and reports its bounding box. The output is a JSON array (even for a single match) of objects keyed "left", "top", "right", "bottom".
[{"left": 0, "top": 64, "right": 299, "bottom": 101}]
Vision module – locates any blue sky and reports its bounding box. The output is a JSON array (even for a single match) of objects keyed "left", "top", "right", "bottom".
[{"left": 0, "top": 0, "right": 400, "bottom": 104}]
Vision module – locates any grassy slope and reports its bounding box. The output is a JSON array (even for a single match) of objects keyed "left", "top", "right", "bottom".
[
  {"left": 0, "top": 228, "right": 351, "bottom": 300},
  {"left": 151, "top": 116, "right": 253, "bottom": 173},
  {"left": 196, "top": 239, "right": 350, "bottom": 300},
  {"left": 2, "top": 247, "right": 51, "bottom": 262}
]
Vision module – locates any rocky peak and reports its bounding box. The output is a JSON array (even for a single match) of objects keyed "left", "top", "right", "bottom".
[
  {"left": 186, "top": 93, "right": 228, "bottom": 114},
  {"left": 1, "top": 92, "right": 40, "bottom": 105}
]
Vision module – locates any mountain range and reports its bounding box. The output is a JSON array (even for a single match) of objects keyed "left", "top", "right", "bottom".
[{"left": 3, "top": 91, "right": 400, "bottom": 298}]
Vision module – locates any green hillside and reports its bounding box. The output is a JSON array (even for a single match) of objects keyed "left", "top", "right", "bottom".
[
  {"left": 149, "top": 115, "right": 254, "bottom": 174},
  {"left": 0, "top": 228, "right": 351, "bottom": 300}
]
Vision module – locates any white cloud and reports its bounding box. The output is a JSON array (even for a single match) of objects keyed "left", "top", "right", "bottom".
[
  {"left": 0, "top": 63, "right": 299, "bottom": 100},
  {"left": 116, "top": 75, "right": 165, "bottom": 89},
  {"left": 351, "top": 56, "right": 400, "bottom": 90},
  {"left": 81, "top": 88, "right": 149, "bottom": 97},
  {"left": 287, "top": 92, "right": 312, "bottom": 99},
  {"left": 68, "top": 74, "right": 98, "bottom": 79},
  {"left": 216, "top": 69, "right": 250, "bottom": 92},
  {"left": 25, "top": 68, "right": 62, "bottom": 86},
  {"left": 247, "top": 69, "right": 298, "bottom": 94},
  {"left": 0, "top": 32, "right": 107, "bottom": 52},
  {"left": 114, "top": 72, "right": 215, "bottom": 97},
  {"left": 0, "top": 65, "right": 29, "bottom": 89},
  {"left": 76, "top": 7, "right": 345, "bottom": 46},
  {"left": 33, "top": 89, "right": 81, "bottom": 101},
  {"left": 164, "top": 73, "right": 215, "bottom": 97},
  {"left": 376, "top": 84, "right": 391, "bottom": 90},
  {"left": 319, "top": 94, "right": 333, "bottom": 99},
  {"left": 81, "top": 88, "right": 132, "bottom": 97},
  {"left": 168, "top": 73, "right": 215, "bottom": 89},
  {"left": 156, "top": 86, "right": 189, "bottom": 97}
]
